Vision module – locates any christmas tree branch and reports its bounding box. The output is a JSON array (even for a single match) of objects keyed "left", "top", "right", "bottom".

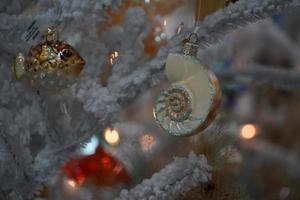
[
  {"left": 217, "top": 64, "right": 300, "bottom": 91},
  {"left": 0, "top": 128, "right": 38, "bottom": 200},
  {"left": 241, "top": 139, "right": 300, "bottom": 180},
  {"left": 115, "top": 152, "right": 211, "bottom": 200},
  {"left": 195, "top": 0, "right": 300, "bottom": 47}
]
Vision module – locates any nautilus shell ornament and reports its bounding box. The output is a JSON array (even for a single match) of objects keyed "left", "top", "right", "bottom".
[
  {"left": 13, "top": 27, "right": 85, "bottom": 93},
  {"left": 153, "top": 33, "right": 221, "bottom": 137}
]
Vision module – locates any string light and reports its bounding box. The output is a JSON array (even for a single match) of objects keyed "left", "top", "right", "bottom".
[
  {"left": 240, "top": 124, "right": 257, "bottom": 139},
  {"left": 100, "top": 0, "right": 185, "bottom": 55},
  {"left": 104, "top": 128, "right": 120, "bottom": 146},
  {"left": 153, "top": 109, "right": 157, "bottom": 119},
  {"left": 67, "top": 180, "right": 77, "bottom": 188},
  {"left": 114, "top": 51, "right": 119, "bottom": 57},
  {"left": 101, "top": 51, "right": 119, "bottom": 86},
  {"left": 109, "top": 51, "right": 119, "bottom": 65},
  {"left": 163, "top": 19, "right": 167, "bottom": 26}
]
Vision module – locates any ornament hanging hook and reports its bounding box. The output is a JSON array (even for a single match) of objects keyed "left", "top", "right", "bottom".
[{"left": 182, "top": 33, "right": 199, "bottom": 56}]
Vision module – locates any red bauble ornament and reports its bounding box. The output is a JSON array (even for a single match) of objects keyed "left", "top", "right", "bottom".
[{"left": 62, "top": 147, "right": 130, "bottom": 187}]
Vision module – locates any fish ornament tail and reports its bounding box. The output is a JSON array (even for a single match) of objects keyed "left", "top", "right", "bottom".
[{"left": 13, "top": 53, "right": 26, "bottom": 80}]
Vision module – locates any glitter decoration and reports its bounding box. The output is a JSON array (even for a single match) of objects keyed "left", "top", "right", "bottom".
[{"left": 13, "top": 27, "right": 85, "bottom": 93}]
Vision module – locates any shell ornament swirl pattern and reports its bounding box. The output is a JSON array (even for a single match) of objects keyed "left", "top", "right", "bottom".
[
  {"left": 13, "top": 27, "right": 85, "bottom": 94},
  {"left": 158, "top": 85, "right": 192, "bottom": 122},
  {"left": 154, "top": 49, "right": 221, "bottom": 137}
]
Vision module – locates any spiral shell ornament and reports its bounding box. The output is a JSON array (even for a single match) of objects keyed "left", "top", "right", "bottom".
[
  {"left": 153, "top": 33, "right": 221, "bottom": 136},
  {"left": 157, "top": 85, "right": 192, "bottom": 122}
]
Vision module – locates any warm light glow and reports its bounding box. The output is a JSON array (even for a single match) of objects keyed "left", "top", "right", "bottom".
[
  {"left": 114, "top": 51, "right": 119, "bottom": 57},
  {"left": 109, "top": 51, "right": 119, "bottom": 65},
  {"left": 140, "top": 134, "right": 156, "bottom": 151},
  {"left": 104, "top": 128, "right": 120, "bottom": 145},
  {"left": 100, "top": 0, "right": 185, "bottom": 55},
  {"left": 163, "top": 19, "right": 167, "bottom": 26},
  {"left": 240, "top": 124, "right": 257, "bottom": 139},
  {"left": 67, "top": 180, "right": 77, "bottom": 188},
  {"left": 153, "top": 109, "right": 157, "bottom": 119}
]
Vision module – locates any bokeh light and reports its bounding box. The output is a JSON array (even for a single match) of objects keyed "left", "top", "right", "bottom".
[
  {"left": 109, "top": 51, "right": 119, "bottom": 65},
  {"left": 163, "top": 19, "right": 167, "bottom": 26},
  {"left": 67, "top": 180, "right": 77, "bottom": 188},
  {"left": 81, "top": 135, "right": 99, "bottom": 155},
  {"left": 140, "top": 134, "right": 156, "bottom": 151},
  {"left": 104, "top": 128, "right": 120, "bottom": 146},
  {"left": 240, "top": 124, "right": 257, "bottom": 139}
]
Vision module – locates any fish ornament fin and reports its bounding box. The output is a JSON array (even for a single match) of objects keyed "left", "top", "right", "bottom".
[{"left": 13, "top": 53, "right": 26, "bottom": 80}]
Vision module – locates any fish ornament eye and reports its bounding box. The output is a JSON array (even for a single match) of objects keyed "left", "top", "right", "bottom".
[
  {"left": 153, "top": 33, "right": 221, "bottom": 137},
  {"left": 62, "top": 49, "right": 73, "bottom": 58}
]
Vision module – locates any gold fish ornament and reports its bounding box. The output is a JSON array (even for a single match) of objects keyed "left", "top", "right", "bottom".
[
  {"left": 13, "top": 27, "right": 85, "bottom": 93},
  {"left": 153, "top": 33, "right": 221, "bottom": 137}
]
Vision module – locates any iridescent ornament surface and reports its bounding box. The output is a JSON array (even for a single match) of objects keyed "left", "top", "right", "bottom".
[
  {"left": 13, "top": 27, "right": 85, "bottom": 93},
  {"left": 154, "top": 33, "right": 221, "bottom": 136}
]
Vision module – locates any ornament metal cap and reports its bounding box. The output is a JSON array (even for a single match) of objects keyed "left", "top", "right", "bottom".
[{"left": 182, "top": 33, "right": 199, "bottom": 57}]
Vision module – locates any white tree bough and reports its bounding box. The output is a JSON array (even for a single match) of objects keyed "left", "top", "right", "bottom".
[{"left": 1, "top": 0, "right": 300, "bottom": 199}]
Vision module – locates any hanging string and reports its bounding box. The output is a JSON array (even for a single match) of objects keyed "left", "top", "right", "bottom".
[
  {"left": 51, "top": 0, "right": 63, "bottom": 27},
  {"left": 194, "top": 0, "right": 227, "bottom": 31},
  {"left": 194, "top": 0, "right": 202, "bottom": 26}
]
